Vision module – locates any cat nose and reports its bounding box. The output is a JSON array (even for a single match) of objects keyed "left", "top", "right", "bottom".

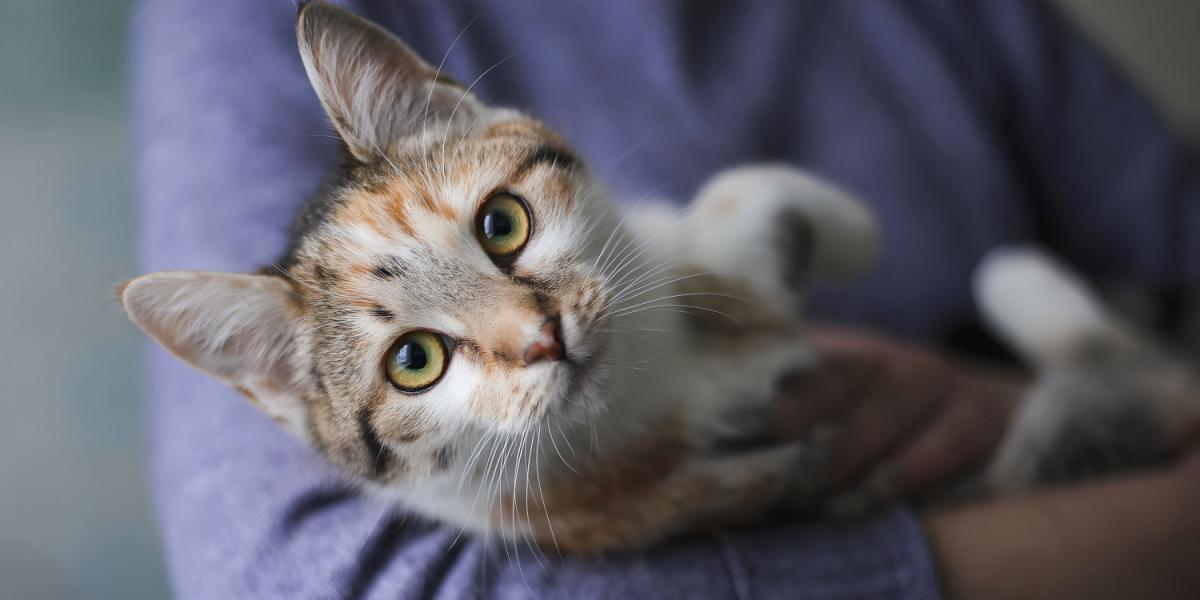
[{"left": 523, "top": 316, "right": 565, "bottom": 365}]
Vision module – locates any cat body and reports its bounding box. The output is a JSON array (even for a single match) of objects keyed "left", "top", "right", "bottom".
[{"left": 120, "top": 2, "right": 1198, "bottom": 554}]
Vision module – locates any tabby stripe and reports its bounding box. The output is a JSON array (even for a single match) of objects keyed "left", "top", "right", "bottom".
[
  {"left": 371, "top": 256, "right": 406, "bottom": 279},
  {"left": 357, "top": 408, "right": 393, "bottom": 478},
  {"left": 517, "top": 145, "right": 578, "bottom": 176},
  {"left": 370, "top": 305, "right": 396, "bottom": 321}
]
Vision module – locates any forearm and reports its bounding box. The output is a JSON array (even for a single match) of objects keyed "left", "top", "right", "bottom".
[{"left": 924, "top": 462, "right": 1200, "bottom": 600}]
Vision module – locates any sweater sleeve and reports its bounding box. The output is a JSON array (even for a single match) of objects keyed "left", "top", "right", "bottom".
[{"left": 132, "top": 0, "right": 942, "bottom": 598}]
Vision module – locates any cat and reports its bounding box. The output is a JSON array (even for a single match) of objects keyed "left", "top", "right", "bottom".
[{"left": 119, "top": 2, "right": 1198, "bottom": 554}]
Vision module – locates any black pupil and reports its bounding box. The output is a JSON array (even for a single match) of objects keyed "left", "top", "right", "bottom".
[
  {"left": 482, "top": 210, "right": 513, "bottom": 239},
  {"left": 397, "top": 342, "right": 428, "bottom": 371}
]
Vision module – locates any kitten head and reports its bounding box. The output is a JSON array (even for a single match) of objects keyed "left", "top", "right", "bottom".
[{"left": 121, "top": 2, "right": 634, "bottom": 482}]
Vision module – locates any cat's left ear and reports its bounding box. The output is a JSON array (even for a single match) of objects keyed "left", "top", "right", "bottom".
[
  {"left": 296, "top": 2, "right": 485, "bottom": 162},
  {"left": 119, "top": 272, "right": 309, "bottom": 435}
]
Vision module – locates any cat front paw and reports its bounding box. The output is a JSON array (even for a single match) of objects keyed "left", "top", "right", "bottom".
[{"left": 682, "top": 166, "right": 879, "bottom": 324}]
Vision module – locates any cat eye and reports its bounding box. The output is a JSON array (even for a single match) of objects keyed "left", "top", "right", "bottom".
[
  {"left": 385, "top": 331, "right": 449, "bottom": 392},
  {"left": 475, "top": 192, "right": 532, "bottom": 260}
]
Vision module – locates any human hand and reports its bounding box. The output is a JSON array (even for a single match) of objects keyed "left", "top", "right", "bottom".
[{"left": 773, "top": 327, "right": 1026, "bottom": 500}]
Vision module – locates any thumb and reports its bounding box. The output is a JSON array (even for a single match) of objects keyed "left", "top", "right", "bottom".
[{"left": 772, "top": 356, "right": 875, "bottom": 439}]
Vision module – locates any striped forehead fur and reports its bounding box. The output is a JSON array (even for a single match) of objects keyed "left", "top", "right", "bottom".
[{"left": 284, "top": 122, "right": 588, "bottom": 280}]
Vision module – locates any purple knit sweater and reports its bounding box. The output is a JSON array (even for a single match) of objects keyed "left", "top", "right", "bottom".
[{"left": 132, "top": 0, "right": 1199, "bottom": 597}]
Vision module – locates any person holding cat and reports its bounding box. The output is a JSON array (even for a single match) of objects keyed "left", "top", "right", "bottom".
[{"left": 130, "top": 0, "right": 1200, "bottom": 597}]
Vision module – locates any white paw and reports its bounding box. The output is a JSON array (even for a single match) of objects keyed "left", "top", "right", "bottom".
[
  {"left": 683, "top": 165, "right": 879, "bottom": 315},
  {"left": 974, "top": 247, "right": 1118, "bottom": 365}
]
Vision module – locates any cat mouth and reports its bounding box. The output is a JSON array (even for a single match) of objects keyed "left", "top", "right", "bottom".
[
  {"left": 562, "top": 357, "right": 586, "bottom": 392},
  {"left": 524, "top": 347, "right": 587, "bottom": 416},
  {"left": 532, "top": 323, "right": 609, "bottom": 418},
  {"left": 553, "top": 336, "right": 609, "bottom": 411}
]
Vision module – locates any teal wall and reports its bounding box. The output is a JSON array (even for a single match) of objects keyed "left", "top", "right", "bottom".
[
  {"left": 0, "top": 2, "right": 168, "bottom": 598},
  {"left": 1056, "top": 0, "right": 1200, "bottom": 144}
]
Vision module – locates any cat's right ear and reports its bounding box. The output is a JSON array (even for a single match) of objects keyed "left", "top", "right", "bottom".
[
  {"left": 119, "top": 272, "right": 309, "bottom": 435},
  {"left": 296, "top": 2, "right": 484, "bottom": 162}
]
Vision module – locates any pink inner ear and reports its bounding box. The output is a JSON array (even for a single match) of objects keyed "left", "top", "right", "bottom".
[
  {"left": 120, "top": 271, "right": 300, "bottom": 384},
  {"left": 121, "top": 271, "right": 311, "bottom": 434}
]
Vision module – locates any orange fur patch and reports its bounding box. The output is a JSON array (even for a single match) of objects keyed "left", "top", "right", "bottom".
[
  {"left": 499, "top": 415, "right": 701, "bottom": 553},
  {"left": 482, "top": 119, "right": 565, "bottom": 145}
]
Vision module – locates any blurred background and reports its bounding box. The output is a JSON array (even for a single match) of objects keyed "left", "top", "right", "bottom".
[{"left": 0, "top": 1, "right": 1195, "bottom": 598}]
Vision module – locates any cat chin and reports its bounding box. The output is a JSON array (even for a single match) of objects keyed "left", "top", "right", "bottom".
[
  {"left": 512, "top": 358, "right": 605, "bottom": 432},
  {"left": 522, "top": 355, "right": 616, "bottom": 436}
]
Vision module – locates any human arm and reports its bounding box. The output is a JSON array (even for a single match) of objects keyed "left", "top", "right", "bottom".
[
  {"left": 926, "top": 455, "right": 1200, "bottom": 600},
  {"left": 782, "top": 326, "right": 1200, "bottom": 598},
  {"left": 781, "top": 327, "right": 1200, "bottom": 599}
]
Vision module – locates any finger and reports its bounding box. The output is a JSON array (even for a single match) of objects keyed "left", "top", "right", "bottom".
[
  {"left": 882, "top": 396, "right": 1010, "bottom": 497},
  {"left": 824, "top": 378, "right": 946, "bottom": 488},
  {"left": 774, "top": 396, "right": 843, "bottom": 439},
  {"left": 773, "top": 352, "right": 880, "bottom": 401},
  {"left": 772, "top": 356, "right": 877, "bottom": 439},
  {"left": 809, "top": 327, "right": 905, "bottom": 356},
  {"left": 773, "top": 387, "right": 860, "bottom": 439}
]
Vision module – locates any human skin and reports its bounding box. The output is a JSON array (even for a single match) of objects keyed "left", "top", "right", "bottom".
[
  {"left": 787, "top": 328, "right": 1200, "bottom": 599},
  {"left": 925, "top": 455, "right": 1200, "bottom": 600},
  {"left": 775, "top": 328, "right": 1026, "bottom": 500}
]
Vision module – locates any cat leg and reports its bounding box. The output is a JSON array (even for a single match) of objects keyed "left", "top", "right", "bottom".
[
  {"left": 676, "top": 165, "right": 879, "bottom": 331},
  {"left": 975, "top": 248, "right": 1200, "bottom": 491}
]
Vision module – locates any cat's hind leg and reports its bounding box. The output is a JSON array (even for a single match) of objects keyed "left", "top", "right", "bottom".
[{"left": 976, "top": 248, "right": 1200, "bottom": 491}]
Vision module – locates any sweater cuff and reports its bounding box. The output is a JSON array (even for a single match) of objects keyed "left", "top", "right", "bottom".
[{"left": 714, "top": 507, "right": 941, "bottom": 600}]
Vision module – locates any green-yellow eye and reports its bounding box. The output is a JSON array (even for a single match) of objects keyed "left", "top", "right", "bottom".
[
  {"left": 385, "top": 331, "right": 448, "bottom": 392},
  {"left": 475, "top": 192, "right": 532, "bottom": 259}
]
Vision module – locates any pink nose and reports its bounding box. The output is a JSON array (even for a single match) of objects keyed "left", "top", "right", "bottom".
[{"left": 523, "top": 317, "right": 565, "bottom": 365}]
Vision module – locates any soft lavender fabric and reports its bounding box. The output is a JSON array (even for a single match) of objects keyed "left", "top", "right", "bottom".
[{"left": 132, "top": 0, "right": 1198, "bottom": 598}]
